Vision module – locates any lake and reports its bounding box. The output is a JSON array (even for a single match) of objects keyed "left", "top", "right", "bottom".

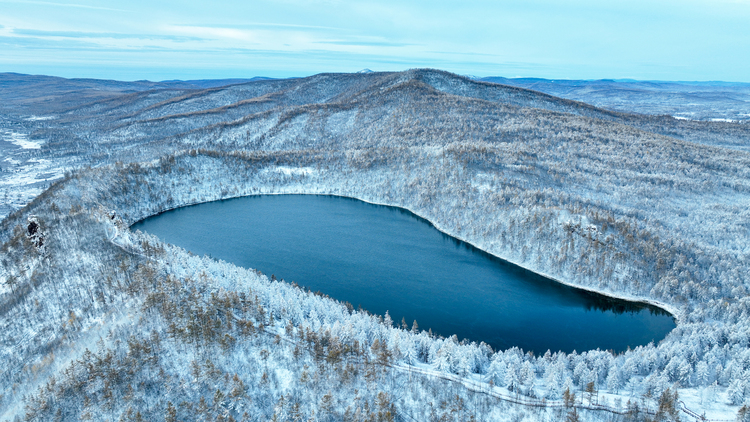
[{"left": 131, "top": 194, "right": 675, "bottom": 353}]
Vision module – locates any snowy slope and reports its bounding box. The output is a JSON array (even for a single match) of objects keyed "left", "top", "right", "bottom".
[{"left": 1, "top": 69, "right": 749, "bottom": 421}]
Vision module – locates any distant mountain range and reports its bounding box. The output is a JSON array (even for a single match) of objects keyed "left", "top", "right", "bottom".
[
  {"left": 480, "top": 76, "right": 750, "bottom": 121},
  {"left": 0, "top": 73, "right": 274, "bottom": 113},
  {"left": 3, "top": 71, "right": 749, "bottom": 122}
]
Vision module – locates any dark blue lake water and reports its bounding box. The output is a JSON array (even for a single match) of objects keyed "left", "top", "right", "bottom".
[{"left": 132, "top": 194, "right": 675, "bottom": 354}]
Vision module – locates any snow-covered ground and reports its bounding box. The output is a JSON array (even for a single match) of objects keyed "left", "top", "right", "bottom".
[
  {"left": 3, "top": 130, "right": 42, "bottom": 149},
  {"left": 4, "top": 150, "right": 745, "bottom": 420},
  {"left": 24, "top": 115, "right": 56, "bottom": 122},
  {"left": 2, "top": 69, "right": 750, "bottom": 421},
  {"left": 0, "top": 128, "right": 66, "bottom": 219}
]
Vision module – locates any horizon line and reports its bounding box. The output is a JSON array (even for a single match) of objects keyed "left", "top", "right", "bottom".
[{"left": 3, "top": 69, "right": 750, "bottom": 85}]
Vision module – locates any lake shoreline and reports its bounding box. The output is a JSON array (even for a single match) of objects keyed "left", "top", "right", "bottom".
[{"left": 132, "top": 191, "right": 679, "bottom": 351}]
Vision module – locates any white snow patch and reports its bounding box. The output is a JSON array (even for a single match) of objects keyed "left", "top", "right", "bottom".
[
  {"left": 3, "top": 157, "right": 21, "bottom": 165},
  {"left": 0, "top": 162, "right": 61, "bottom": 186},
  {"left": 710, "top": 118, "right": 736, "bottom": 123},
  {"left": 4, "top": 131, "right": 42, "bottom": 149},
  {"left": 276, "top": 367, "right": 293, "bottom": 391},
  {"left": 678, "top": 386, "right": 735, "bottom": 420},
  {"left": 275, "top": 166, "right": 315, "bottom": 176},
  {"left": 24, "top": 115, "right": 56, "bottom": 121},
  {"left": 0, "top": 276, "right": 8, "bottom": 296},
  {"left": 555, "top": 208, "right": 575, "bottom": 224}
]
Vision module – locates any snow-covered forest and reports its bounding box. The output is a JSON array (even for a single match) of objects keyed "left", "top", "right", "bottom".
[
  {"left": 479, "top": 77, "right": 750, "bottom": 123},
  {"left": 1, "top": 69, "right": 750, "bottom": 421}
]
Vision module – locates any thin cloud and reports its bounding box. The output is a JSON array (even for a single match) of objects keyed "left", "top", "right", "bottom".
[
  {"left": 316, "top": 40, "right": 412, "bottom": 47},
  {"left": 13, "top": 29, "right": 203, "bottom": 42},
  {"left": 424, "top": 50, "right": 505, "bottom": 58},
  {"left": 0, "top": 34, "right": 101, "bottom": 49},
  {"left": 0, "top": 0, "right": 130, "bottom": 12},
  {"left": 167, "top": 25, "right": 259, "bottom": 43},
  {"left": 174, "top": 23, "right": 342, "bottom": 31}
]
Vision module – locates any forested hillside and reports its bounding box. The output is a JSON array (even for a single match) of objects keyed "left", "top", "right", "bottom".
[{"left": 1, "top": 69, "right": 749, "bottom": 421}]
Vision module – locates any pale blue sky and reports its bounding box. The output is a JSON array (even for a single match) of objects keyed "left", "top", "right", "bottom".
[{"left": 0, "top": 0, "right": 748, "bottom": 81}]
